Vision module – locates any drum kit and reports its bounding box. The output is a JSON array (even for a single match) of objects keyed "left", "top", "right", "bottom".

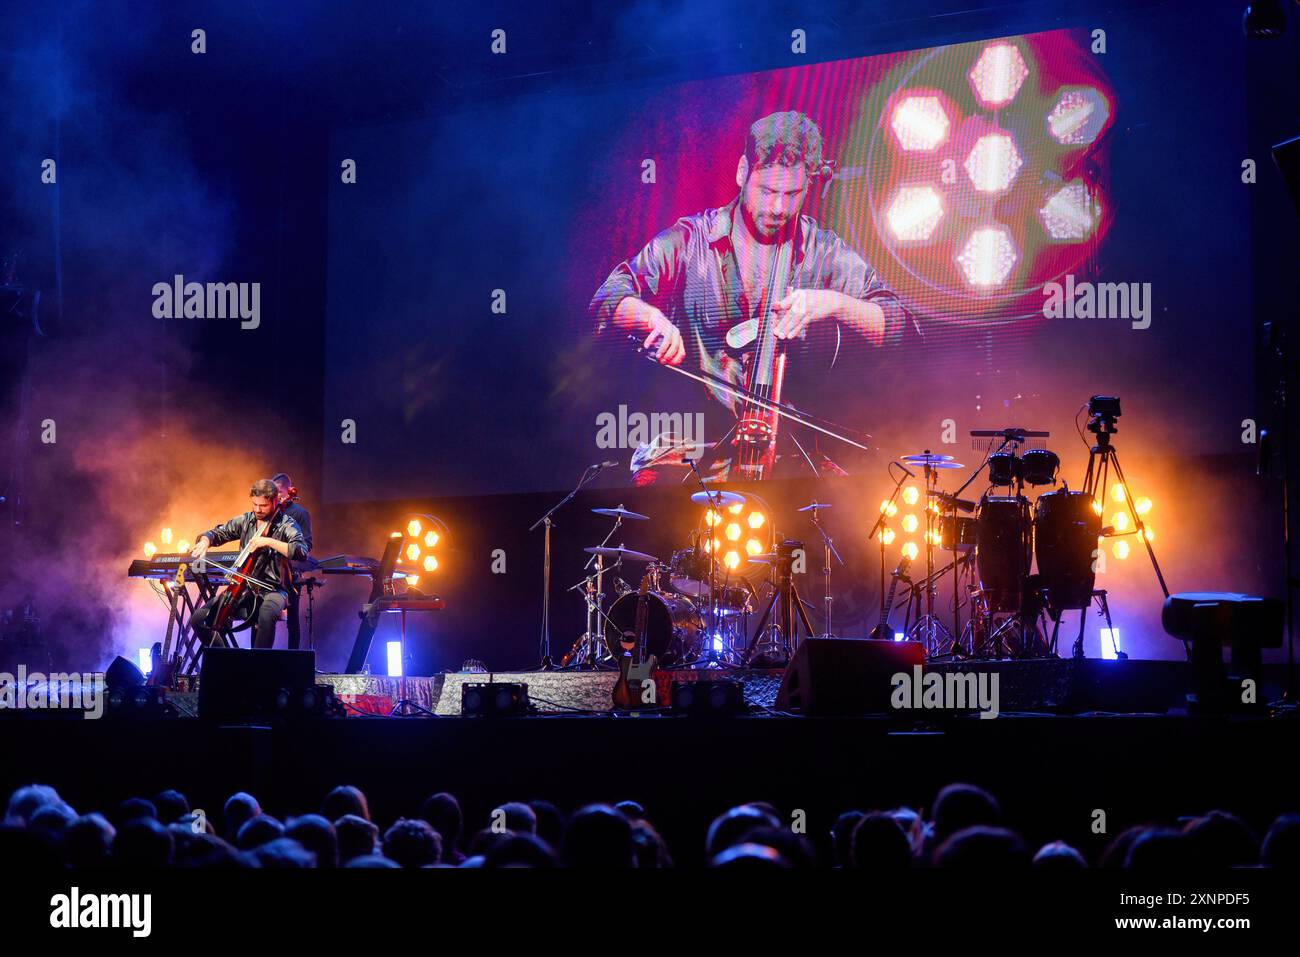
[
  {"left": 559, "top": 486, "right": 838, "bottom": 671},
  {"left": 882, "top": 428, "right": 1113, "bottom": 660}
]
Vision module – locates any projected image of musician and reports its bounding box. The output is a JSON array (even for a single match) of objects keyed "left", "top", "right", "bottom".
[
  {"left": 188, "top": 478, "right": 310, "bottom": 649},
  {"left": 590, "top": 111, "right": 906, "bottom": 481}
]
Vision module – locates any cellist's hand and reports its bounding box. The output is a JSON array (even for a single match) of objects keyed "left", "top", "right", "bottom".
[
  {"left": 772, "top": 288, "right": 842, "bottom": 339},
  {"left": 641, "top": 310, "right": 686, "bottom": 366},
  {"left": 249, "top": 535, "right": 280, "bottom": 554}
]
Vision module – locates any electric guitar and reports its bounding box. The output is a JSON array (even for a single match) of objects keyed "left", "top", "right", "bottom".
[
  {"left": 869, "top": 555, "right": 912, "bottom": 641},
  {"left": 611, "top": 568, "right": 659, "bottom": 709}
]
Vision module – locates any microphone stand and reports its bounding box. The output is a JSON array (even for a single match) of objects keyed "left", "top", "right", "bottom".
[
  {"left": 530, "top": 463, "right": 605, "bottom": 670},
  {"left": 685, "top": 455, "right": 729, "bottom": 666},
  {"left": 869, "top": 462, "right": 911, "bottom": 621}
]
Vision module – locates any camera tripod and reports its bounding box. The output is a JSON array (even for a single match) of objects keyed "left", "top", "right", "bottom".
[{"left": 744, "top": 540, "right": 815, "bottom": 667}]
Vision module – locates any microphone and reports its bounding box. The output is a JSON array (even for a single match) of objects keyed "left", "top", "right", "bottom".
[{"left": 592, "top": 460, "right": 619, "bottom": 471}]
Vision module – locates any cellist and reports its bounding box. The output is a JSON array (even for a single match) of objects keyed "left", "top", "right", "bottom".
[{"left": 188, "top": 478, "right": 310, "bottom": 649}]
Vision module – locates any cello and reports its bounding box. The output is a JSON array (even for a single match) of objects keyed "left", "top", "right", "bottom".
[
  {"left": 730, "top": 237, "right": 795, "bottom": 480},
  {"left": 204, "top": 485, "right": 298, "bottom": 643}
]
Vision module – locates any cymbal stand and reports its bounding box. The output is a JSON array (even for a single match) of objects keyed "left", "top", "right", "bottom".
[
  {"left": 907, "top": 455, "right": 953, "bottom": 653},
  {"left": 744, "top": 542, "right": 814, "bottom": 666}
]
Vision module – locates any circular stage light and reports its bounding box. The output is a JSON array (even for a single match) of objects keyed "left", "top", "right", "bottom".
[
  {"left": 968, "top": 41, "right": 1029, "bottom": 108},
  {"left": 890, "top": 94, "right": 950, "bottom": 151},
  {"left": 956, "top": 226, "right": 1019, "bottom": 287},
  {"left": 1039, "top": 181, "right": 1102, "bottom": 241},
  {"left": 965, "top": 133, "right": 1024, "bottom": 193},
  {"left": 1046, "top": 87, "right": 1111, "bottom": 146}
]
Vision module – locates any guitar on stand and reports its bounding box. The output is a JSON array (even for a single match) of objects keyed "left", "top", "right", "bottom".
[
  {"left": 869, "top": 554, "right": 913, "bottom": 642},
  {"left": 611, "top": 567, "right": 659, "bottom": 710}
]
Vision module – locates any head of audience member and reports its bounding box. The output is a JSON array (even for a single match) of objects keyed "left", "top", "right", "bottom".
[
  {"left": 1182, "top": 811, "right": 1258, "bottom": 869},
  {"left": 831, "top": 811, "right": 865, "bottom": 867},
  {"left": 931, "top": 784, "right": 1002, "bottom": 846},
  {"left": 27, "top": 802, "right": 77, "bottom": 842},
  {"left": 744, "top": 827, "right": 816, "bottom": 868},
  {"left": 152, "top": 789, "right": 191, "bottom": 825},
  {"left": 64, "top": 813, "right": 117, "bottom": 869},
  {"left": 252, "top": 837, "right": 315, "bottom": 868},
  {"left": 889, "top": 807, "right": 929, "bottom": 857},
  {"left": 113, "top": 817, "right": 175, "bottom": 868},
  {"left": 711, "top": 842, "right": 789, "bottom": 869},
  {"left": 528, "top": 800, "right": 566, "bottom": 851},
  {"left": 286, "top": 814, "right": 338, "bottom": 868},
  {"left": 484, "top": 833, "right": 559, "bottom": 868},
  {"left": 614, "top": 800, "right": 647, "bottom": 823},
  {"left": 1100, "top": 824, "right": 1152, "bottom": 869},
  {"left": 383, "top": 818, "right": 442, "bottom": 868},
  {"left": 630, "top": 820, "right": 673, "bottom": 869},
  {"left": 335, "top": 814, "right": 380, "bottom": 865},
  {"left": 705, "top": 804, "right": 780, "bottom": 859},
  {"left": 346, "top": 854, "right": 400, "bottom": 868},
  {"left": 172, "top": 833, "right": 253, "bottom": 869},
  {"left": 236, "top": 815, "right": 284, "bottom": 850},
  {"left": 1124, "top": 828, "right": 1196, "bottom": 869},
  {"left": 419, "top": 793, "right": 463, "bottom": 862},
  {"left": 850, "top": 812, "right": 913, "bottom": 870},
  {"left": 112, "top": 797, "right": 157, "bottom": 828},
  {"left": 3, "top": 784, "right": 64, "bottom": 827},
  {"left": 935, "top": 826, "right": 1030, "bottom": 870},
  {"left": 322, "top": 785, "right": 370, "bottom": 823},
  {"left": 223, "top": 792, "right": 261, "bottom": 840},
  {"left": 1033, "top": 841, "right": 1087, "bottom": 870},
  {"left": 1261, "top": 813, "right": 1300, "bottom": 868},
  {"left": 493, "top": 801, "right": 537, "bottom": 835},
  {"left": 562, "top": 804, "right": 635, "bottom": 868}
]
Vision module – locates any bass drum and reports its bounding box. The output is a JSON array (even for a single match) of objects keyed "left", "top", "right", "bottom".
[
  {"left": 1034, "top": 489, "right": 1102, "bottom": 610},
  {"left": 604, "top": 591, "right": 703, "bottom": 667},
  {"left": 975, "top": 495, "right": 1032, "bottom": 612}
]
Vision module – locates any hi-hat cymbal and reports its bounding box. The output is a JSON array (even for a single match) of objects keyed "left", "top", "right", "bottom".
[
  {"left": 901, "top": 453, "right": 955, "bottom": 464},
  {"left": 691, "top": 490, "right": 744, "bottom": 507},
  {"left": 797, "top": 501, "right": 832, "bottom": 512},
  {"left": 583, "top": 545, "right": 658, "bottom": 563},
  {"left": 591, "top": 506, "right": 650, "bottom": 521},
  {"left": 926, "top": 460, "right": 965, "bottom": 470},
  {"left": 749, "top": 553, "right": 778, "bottom": 564}
]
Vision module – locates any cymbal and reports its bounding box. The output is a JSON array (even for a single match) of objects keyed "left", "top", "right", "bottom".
[
  {"left": 928, "top": 461, "right": 964, "bottom": 469},
  {"left": 797, "top": 501, "right": 832, "bottom": 512},
  {"left": 749, "top": 553, "right": 778, "bottom": 564},
  {"left": 583, "top": 545, "right": 658, "bottom": 563},
  {"left": 591, "top": 506, "right": 650, "bottom": 521},
  {"left": 691, "top": 490, "right": 744, "bottom": 507},
  {"left": 901, "top": 453, "right": 955, "bottom": 464}
]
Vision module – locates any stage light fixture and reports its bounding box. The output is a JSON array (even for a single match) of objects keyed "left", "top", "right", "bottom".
[
  {"left": 143, "top": 542, "right": 157, "bottom": 558},
  {"left": 902, "top": 514, "right": 919, "bottom": 533},
  {"left": 746, "top": 538, "right": 763, "bottom": 556},
  {"left": 885, "top": 186, "right": 944, "bottom": 241},
  {"left": 1100, "top": 627, "right": 1122, "bottom": 660},
  {"left": 890, "top": 94, "right": 950, "bottom": 151},
  {"left": 724, "top": 550, "right": 741, "bottom": 570},
  {"left": 1243, "top": 1, "right": 1286, "bottom": 39},
  {"left": 390, "top": 513, "right": 448, "bottom": 589},
  {"left": 176, "top": 539, "right": 190, "bottom": 553},
  {"left": 160, "top": 528, "right": 173, "bottom": 545},
  {"left": 386, "top": 640, "right": 403, "bottom": 677},
  {"left": 968, "top": 41, "right": 1029, "bottom": 108},
  {"left": 902, "top": 486, "right": 919, "bottom": 506},
  {"left": 965, "top": 133, "right": 1024, "bottom": 193},
  {"left": 728, "top": 503, "right": 743, "bottom": 515},
  {"left": 1135, "top": 497, "right": 1152, "bottom": 515},
  {"left": 902, "top": 542, "right": 919, "bottom": 561},
  {"left": 1113, "top": 540, "right": 1130, "bottom": 560},
  {"left": 725, "top": 522, "right": 742, "bottom": 541},
  {"left": 881, "top": 527, "right": 897, "bottom": 546},
  {"left": 1111, "top": 483, "right": 1126, "bottom": 502},
  {"left": 956, "top": 226, "right": 1018, "bottom": 287},
  {"left": 1039, "top": 182, "right": 1101, "bottom": 241},
  {"left": 880, "top": 500, "right": 899, "bottom": 517},
  {"left": 137, "top": 648, "right": 152, "bottom": 674},
  {"left": 1112, "top": 512, "right": 1130, "bottom": 532},
  {"left": 1046, "top": 88, "right": 1111, "bottom": 146},
  {"left": 461, "top": 682, "right": 531, "bottom": 717},
  {"left": 747, "top": 511, "right": 765, "bottom": 529},
  {"left": 671, "top": 678, "right": 747, "bottom": 715}
]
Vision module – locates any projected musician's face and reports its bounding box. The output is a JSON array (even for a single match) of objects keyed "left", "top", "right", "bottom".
[
  {"left": 250, "top": 495, "right": 276, "bottom": 521},
  {"left": 739, "top": 161, "right": 809, "bottom": 241}
]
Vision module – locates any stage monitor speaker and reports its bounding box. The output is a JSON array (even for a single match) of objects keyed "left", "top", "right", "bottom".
[
  {"left": 199, "top": 647, "right": 315, "bottom": 723},
  {"left": 775, "top": 638, "right": 926, "bottom": 715}
]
